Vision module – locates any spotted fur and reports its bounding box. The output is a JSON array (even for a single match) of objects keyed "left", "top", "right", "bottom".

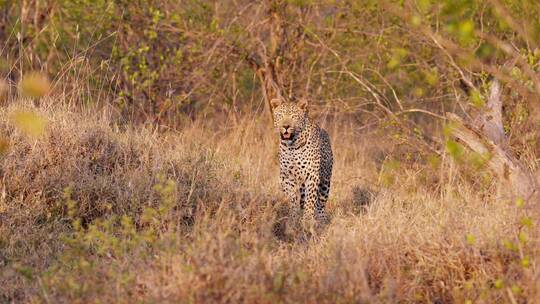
[{"left": 270, "top": 98, "right": 333, "bottom": 229}]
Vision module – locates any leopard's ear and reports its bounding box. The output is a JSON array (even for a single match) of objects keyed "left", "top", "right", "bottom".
[
  {"left": 270, "top": 98, "right": 282, "bottom": 109},
  {"left": 298, "top": 98, "right": 308, "bottom": 111}
]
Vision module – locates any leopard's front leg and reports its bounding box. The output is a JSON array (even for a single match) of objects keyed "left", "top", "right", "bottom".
[
  {"left": 301, "top": 178, "right": 320, "bottom": 232},
  {"left": 280, "top": 173, "right": 302, "bottom": 234}
]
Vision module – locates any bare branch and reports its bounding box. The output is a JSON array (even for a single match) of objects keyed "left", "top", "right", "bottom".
[
  {"left": 447, "top": 111, "right": 539, "bottom": 202},
  {"left": 472, "top": 79, "right": 506, "bottom": 146}
]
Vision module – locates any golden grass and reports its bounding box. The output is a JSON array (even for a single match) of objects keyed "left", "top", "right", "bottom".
[{"left": 1, "top": 99, "right": 539, "bottom": 303}]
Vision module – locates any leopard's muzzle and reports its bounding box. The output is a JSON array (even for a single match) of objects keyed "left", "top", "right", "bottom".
[{"left": 280, "top": 125, "right": 295, "bottom": 141}]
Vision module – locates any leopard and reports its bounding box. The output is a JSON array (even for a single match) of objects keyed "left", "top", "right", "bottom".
[{"left": 270, "top": 98, "right": 333, "bottom": 231}]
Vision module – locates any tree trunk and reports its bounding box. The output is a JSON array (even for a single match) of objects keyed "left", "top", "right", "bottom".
[{"left": 446, "top": 80, "right": 539, "bottom": 203}]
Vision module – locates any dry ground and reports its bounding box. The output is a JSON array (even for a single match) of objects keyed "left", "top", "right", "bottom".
[{"left": 1, "top": 99, "right": 539, "bottom": 303}]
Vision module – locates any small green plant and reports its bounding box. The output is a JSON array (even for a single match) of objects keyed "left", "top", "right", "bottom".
[{"left": 40, "top": 176, "right": 182, "bottom": 300}]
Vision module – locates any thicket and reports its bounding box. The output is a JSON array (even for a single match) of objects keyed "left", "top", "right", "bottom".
[
  {"left": 5, "top": 1, "right": 540, "bottom": 179},
  {"left": 3, "top": 1, "right": 536, "bottom": 122}
]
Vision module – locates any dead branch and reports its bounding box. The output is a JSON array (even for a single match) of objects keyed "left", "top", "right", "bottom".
[
  {"left": 472, "top": 79, "right": 506, "bottom": 146},
  {"left": 446, "top": 80, "right": 539, "bottom": 202}
]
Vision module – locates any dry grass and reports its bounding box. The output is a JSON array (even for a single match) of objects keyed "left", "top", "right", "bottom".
[{"left": 1, "top": 99, "right": 539, "bottom": 303}]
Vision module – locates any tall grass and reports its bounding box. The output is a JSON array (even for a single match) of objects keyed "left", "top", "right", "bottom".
[{"left": 1, "top": 97, "right": 538, "bottom": 303}]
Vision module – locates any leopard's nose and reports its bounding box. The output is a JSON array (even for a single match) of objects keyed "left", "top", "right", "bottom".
[{"left": 282, "top": 125, "right": 291, "bottom": 132}]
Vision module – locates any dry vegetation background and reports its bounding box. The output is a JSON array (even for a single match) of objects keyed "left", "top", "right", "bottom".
[{"left": 2, "top": 0, "right": 540, "bottom": 303}]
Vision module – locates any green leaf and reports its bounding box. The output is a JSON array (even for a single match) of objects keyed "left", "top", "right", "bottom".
[
  {"left": 465, "top": 233, "right": 476, "bottom": 245},
  {"left": 458, "top": 20, "right": 474, "bottom": 43},
  {"left": 520, "top": 216, "right": 533, "bottom": 228},
  {"left": 470, "top": 90, "right": 484, "bottom": 107},
  {"left": 9, "top": 110, "right": 48, "bottom": 138},
  {"left": 518, "top": 231, "right": 527, "bottom": 243},
  {"left": 511, "top": 285, "right": 522, "bottom": 295},
  {"left": 446, "top": 140, "right": 464, "bottom": 160},
  {"left": 521, "top": 256, "right": 530, "bottom": 268}
]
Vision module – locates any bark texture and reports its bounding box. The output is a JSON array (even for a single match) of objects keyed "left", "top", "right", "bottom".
[{"left": 447, "top": 80, "right": 539, "bottom": 202}]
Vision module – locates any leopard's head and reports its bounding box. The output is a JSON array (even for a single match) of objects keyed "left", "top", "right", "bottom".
[{"left": 270, "top": 98, "right": 308, "bottom": 143}]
